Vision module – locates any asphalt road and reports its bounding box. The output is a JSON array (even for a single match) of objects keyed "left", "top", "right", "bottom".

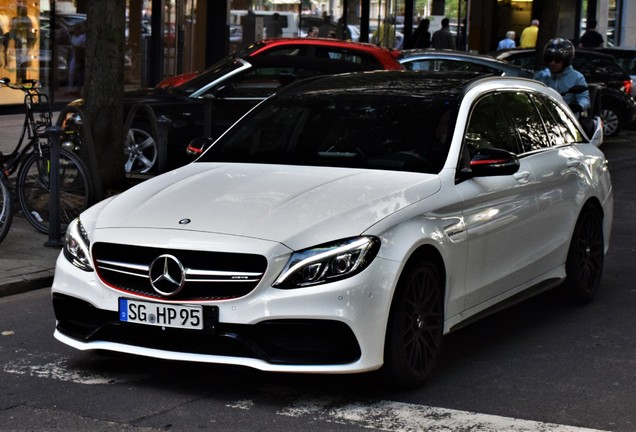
[{"left": 1, "top": 135, "right": 635, "bottom": 431}]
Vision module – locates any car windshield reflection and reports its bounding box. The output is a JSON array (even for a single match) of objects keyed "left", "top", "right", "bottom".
[{"left": 198, "top": 91, "right": 457, "bottom": 174}]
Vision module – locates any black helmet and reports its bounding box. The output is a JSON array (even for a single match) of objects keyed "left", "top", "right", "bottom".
[{"left": 543, "top": 38, "right": 575, "bottom": 66}]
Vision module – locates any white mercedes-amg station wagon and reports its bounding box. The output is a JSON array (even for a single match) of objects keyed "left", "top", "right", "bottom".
[{"left": 53, "top": 72, "right": 613, "bottom": 388}]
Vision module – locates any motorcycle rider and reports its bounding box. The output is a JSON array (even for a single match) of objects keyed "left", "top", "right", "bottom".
[{"left": 534, "top": 38, "right": 590, "bottom": 115}]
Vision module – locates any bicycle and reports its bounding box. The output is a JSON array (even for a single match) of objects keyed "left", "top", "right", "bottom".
[
  {"left": 0, "top": 170, "right": 13, "bottom": 244},
  {"left": 0, "top": 77, "right": 94, "bottom": 235}
]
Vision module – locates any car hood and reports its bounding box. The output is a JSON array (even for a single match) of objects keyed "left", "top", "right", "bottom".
[{"left": 92, "top": 163, "right": 440, "bottom": 250}]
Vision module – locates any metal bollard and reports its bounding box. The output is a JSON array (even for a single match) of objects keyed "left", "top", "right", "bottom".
[{"left": 44, "top": 125, "right": 63, "bottom": 247}]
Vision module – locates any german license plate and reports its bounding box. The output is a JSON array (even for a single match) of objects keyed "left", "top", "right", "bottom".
[{"left": 119, "top": 298, "right": 204, "bottom": 330}]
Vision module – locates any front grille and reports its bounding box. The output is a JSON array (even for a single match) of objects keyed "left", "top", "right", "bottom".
[{"left": 92, "top": 242, "right": 268, "bottom": 301}]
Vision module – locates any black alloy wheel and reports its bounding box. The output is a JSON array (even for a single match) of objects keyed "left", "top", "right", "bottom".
[
  {"left": 383, "top": 259, "right": 444, "bottom": 388},
  {"left": 562, "top": 206, "right": 604, "bottom": 303}
]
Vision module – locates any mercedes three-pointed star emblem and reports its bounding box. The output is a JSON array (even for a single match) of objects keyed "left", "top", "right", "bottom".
[{"left": 149, "top": 254, "right": 186, "bottom": 296}]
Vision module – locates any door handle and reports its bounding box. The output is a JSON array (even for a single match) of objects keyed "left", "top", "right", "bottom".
[{"left": 513, "top": 171, "right": 531, "bottom": 183}]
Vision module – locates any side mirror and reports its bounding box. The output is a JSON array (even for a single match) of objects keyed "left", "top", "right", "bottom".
[
  {"left": 469, "top": 148, "right": 520, "bottom": 176},
  {"left": 186, "top": 137, "right": 214, "bottom": 159}
]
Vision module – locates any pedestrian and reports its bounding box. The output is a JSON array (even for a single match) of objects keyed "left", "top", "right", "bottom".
[
  {"left": 431, "top": 18, "right": 455, "bottom": 50},
  {"left": 520, "top": 19, "right": 539, "bottom": 48},
  {"left": 317, "top": 12, "right": 333, "bottom": 38},
  {"left": 372, "top": 16, "right": 398, "bottom": 48},
  {"left": 534, "top": 38, "right": 590, "bottom": 114},
  {"left": 269, "top": 13, "right": 283, "bottom": 38},
  {"left": 497, "top": 30, "right": 516, "bottom": 50},
  {"left": 306, "top": 26, "right": 319, "bottom": 37},
  {"left": 579, "top": 19, "right": 604, "bottom": 48},
  {"left": 335, "top": 17, "right": 351, "bottom": 40},
  {"left": 68, "top": 20, "right": 87, "bottom": 95},
  {"left": 7, "top": 1, "right": 36, "bottom": 82},
  {"left": 410, "top": 19, "right": 431, "bottom": 49}
]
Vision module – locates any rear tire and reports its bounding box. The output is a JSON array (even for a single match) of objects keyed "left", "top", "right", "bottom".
[
  {"left": 383, "top": 259, "right": 444, "bottom": 388},
  {"left": 600, "top": 104, "right": 621, "bottom": 137},
  {"left": 17, "top": 148, "right": 94, "bottom": 234},
  {"left": 561, "top": 206, "right": 604, "bottom": 303}
]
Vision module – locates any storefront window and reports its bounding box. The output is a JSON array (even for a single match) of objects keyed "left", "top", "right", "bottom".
[{"left": 1, "top": 0, "right": 46, "bottom": 105}]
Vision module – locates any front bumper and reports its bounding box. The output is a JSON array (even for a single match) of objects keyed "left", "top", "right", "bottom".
[{"left": 52, "top": 252, "right": 400, "bottom": 373}]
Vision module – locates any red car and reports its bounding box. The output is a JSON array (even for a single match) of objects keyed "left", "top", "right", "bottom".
[{"left": 157, "top": 37, "right": 403, "bottom": 88}]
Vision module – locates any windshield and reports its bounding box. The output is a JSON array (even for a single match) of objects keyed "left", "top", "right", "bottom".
[
  {"left": 175, "top": 58, "right": 246, "bottom": 94},
  {"left": 198, "top": 92, "right": 457, "bottom": 174}
]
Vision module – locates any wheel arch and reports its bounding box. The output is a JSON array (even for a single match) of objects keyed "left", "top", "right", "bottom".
[
  {"left": 385, "top": 243, "right": 447, "bottom": 331},
  {"left": 380, "top": 243, "right": 447, "bottom": 387}
]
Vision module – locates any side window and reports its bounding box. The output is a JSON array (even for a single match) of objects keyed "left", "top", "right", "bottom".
[
  {"left": 440, "top": 60, "right": 501, "bottom": 75},
  {"left": 262, "top": 46, "right": 308, "bottom": 57},
  {"left": 500, "top": 91, "right": 549, "bottom": 152},
  {"left": 403, "top": 59, "right": 434, "bottom": 71},
  {"left": 314, "top": 47, "right": 382, "bottom": 68},
  {"left": 573, "top": 57, "right": 594, "bottom": 76},
  {"left": 464, "top": 93, "right": 519, "bottom": 156}
]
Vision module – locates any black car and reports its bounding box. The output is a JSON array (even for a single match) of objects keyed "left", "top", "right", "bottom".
[
  {"left": 495, "top": 48, "right": 636, "bottom": 136},
  {"left": 595, "top": 47, "right": 636, "bottom": 97},
  {"left": 121, "top": 55, "right": 380, "bottom": 173}
]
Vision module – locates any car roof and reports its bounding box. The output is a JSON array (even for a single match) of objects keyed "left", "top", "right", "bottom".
[
  {"left": 596, "top": 47, "right": 636, "bottom": 56},
  {"left": 274, "top": 70, "right": 500, "bottom": 101},
  {"left": 246, "top": 37, "right": 401, "bottom": 57},
  {"left": 399, "top": 49, "right": 509, "bottom": 62},
  {"left": 398, "top": 49, "right": 532, "bottom": 77},
  {"left": 495, "top": 47, "right": 616, "bottom": 61}
]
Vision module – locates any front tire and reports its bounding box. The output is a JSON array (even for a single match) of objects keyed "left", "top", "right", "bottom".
[
  {"left": 561, "top": 206, "right": 604, "bottom": 303},
  {"left": 383, "top": 259, "right": 444, "bottom": 388}
]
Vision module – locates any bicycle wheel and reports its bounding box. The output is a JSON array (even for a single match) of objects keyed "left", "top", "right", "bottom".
[
  {"left": 17, "top": 147, "right": 94, "bottom": 234},
  {"left": 0, "top": 172, "right": 14, "bottom": 243}
]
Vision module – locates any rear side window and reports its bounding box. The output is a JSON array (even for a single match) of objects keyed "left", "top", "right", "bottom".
[
  {"left": 531, "top": 95, "right": 569, "bottom": 146},
  {"left": 574, "top": 58, "right": 626, "bottom": 80},
  {"left": 614, "top": 56, "right": 636, "bottom": 75},
  {"left": 537, "top": 96, "right": 584, "bottom": 144}
]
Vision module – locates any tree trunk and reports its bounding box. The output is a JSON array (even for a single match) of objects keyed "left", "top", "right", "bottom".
[{"left": 83, "top": 0, "right": 127, "bottom": 197}]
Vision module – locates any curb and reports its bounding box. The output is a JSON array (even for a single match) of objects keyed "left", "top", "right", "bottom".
[{"left": 0, "top": 272, "right": 54, "bottom": 298}]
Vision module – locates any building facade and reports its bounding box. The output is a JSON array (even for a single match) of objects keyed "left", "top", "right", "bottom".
[{"left": 0, "top": 0, "right": 633, "bottom": 108}]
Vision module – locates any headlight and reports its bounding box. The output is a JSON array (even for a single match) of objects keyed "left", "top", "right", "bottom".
[
  {"left": 63, "top": 217, "right": 93, "bottom": 271},
  {"left": 273, "top": 236, "right": 380, "bottom": 289}
]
